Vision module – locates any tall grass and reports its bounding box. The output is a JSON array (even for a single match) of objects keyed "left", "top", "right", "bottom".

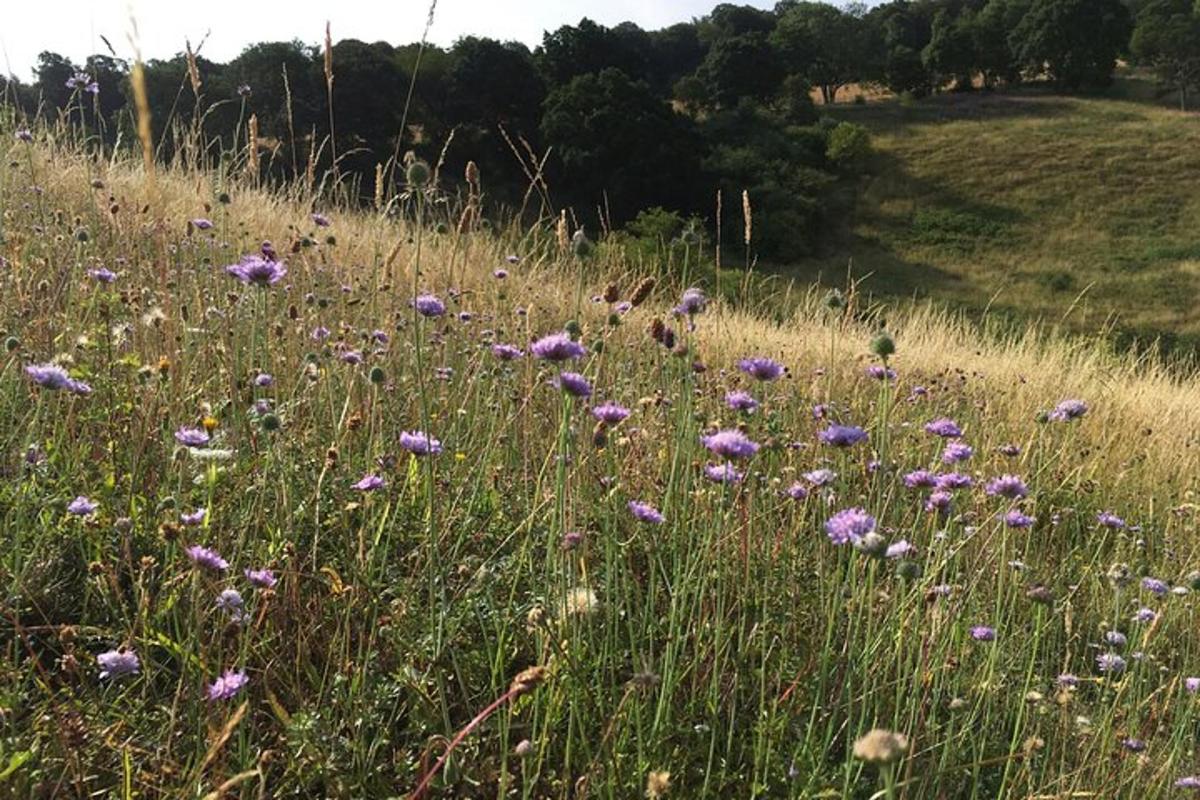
[{"left": 1, "top": 102, "right": 1200, "bottom": 800}]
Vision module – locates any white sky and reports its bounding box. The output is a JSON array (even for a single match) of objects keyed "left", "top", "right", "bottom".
[{"left": 0, "top": 0, "right": 777, "bottom": 81}]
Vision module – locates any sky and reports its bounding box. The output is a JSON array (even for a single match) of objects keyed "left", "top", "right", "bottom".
[{"left": 0, "top": 0, "right": 779, "bottom": 81}]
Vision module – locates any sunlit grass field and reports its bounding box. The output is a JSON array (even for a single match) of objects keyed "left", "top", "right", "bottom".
[{"left": 4, "top": 101, "right": 1200, "bottom": 798}]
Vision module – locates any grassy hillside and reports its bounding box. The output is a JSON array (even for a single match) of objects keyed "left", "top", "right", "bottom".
[
  {"left": 5, "top": 122, "right": 1200, "bottom": 798},
  {"left": 790, "top": 85, "right": 1200, "bottom": 352}
]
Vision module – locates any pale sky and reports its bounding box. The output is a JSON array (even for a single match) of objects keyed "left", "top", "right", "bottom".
[{"left": 0, "top": 0, "right": 778, "bottom": 81}]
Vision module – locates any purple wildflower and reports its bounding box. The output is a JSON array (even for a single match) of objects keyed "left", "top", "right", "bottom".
[
  {"left": 1049, "top": 399, "right": 1088, "bottom": 422},
  {"left": 181, "top": 508, "right": 207, "bottom": 526},
  {"left": 886, "top": 540, "right": 913, "bottom": 559},
  {"left": 15, "top": 128, "right": 33, "bottom": 143},
  {"left": 191, "top": 218, "right": 214, "bottom": 230},
  {"left": 555, "top": 371, "right": 592, "bottom": 398},
  {"left": 353, "top": 473, "right": 385, "bottom": 491},
  {"left": 804, "top": 468, "right": 837, "bottom": 486},
  {"left": 97, "top": 648, "right": 140, "bottom": 679},
  {"left": 215, "top": 588, "right": 245, "bottom": 614},
  {"left": 174, "top": 426, "right": 210, "bottom": 447},
  {"left": 1186, "top": 677, "right": 1200, "bottom": 694},
  {"left": 245, "top": 568, "right": 277, "bottom": 589},
  {"left": 969, "top": 626, "right": 996, "bottom": 642},
  {"left": 1133, "top": 607, "right": 1157, "bottom": 623},
  {"left": 1096, "top": 652, "right": 1126, "bottom": 674},
  {"left": 311, "top": 212, "right": 331, "bottom": 227},
  {"left": 206, "top": 669, "right": 248, "bottom": 701},
  {"left": 592, "top": 403, "right": 631, "bottom": 424},
  {"left": 903, "top": 469, "right": 937, "bottom": 489},
  {"left": 924, "top": 418, "right": 962, "bottom": 438},
  {"left": 225, "top": 254, "right": 287, "bottom": 286},
  {"left": 88, "top": 267, "right": 117, "bottom": 283},
  {"left": 725, "top": 390, "right": 759, "bottom": 413},
  {"left": 985, "top": 475, "right": 1028, "bottom": 499},
  {"left": 1097, "top": 511, "right": 1126, "bottom": 529},
  {"left": 785, "top": 482, "right": 809, "bottom": 500},
  {"left": 339, "top": 350, "right": 364, "bottom": 365},
  {"left": 185, "top": 545, "right": 228, "bottom": 573},
  {"left": 703, "top": 462, "right": 744, "bottom": 484},
  {"left": 67, "top": 496, "right": 98, "bottom": 516},
  {"left": 254, "top": 373, "right": 274, "bottom": 387},
  {"left": 925, "top": 490, "right": 953, "bottom": 514},
  {"left": 818, "top": 424, "right": 867, "bottom": 448},
  {"left": 399, "top": 430, "right": 442, "bottom": 456},
  {"left": 865, "top": 365, "right": 896, "bottom": 381},
  {"left": 492, "top": 343, "right": 524, "bottom": 360},
  {"left": 412, "top": 294, "right": 446, "bottom": 318},
  {"left": 1175, "top": 776, "right": 1200, "bottom": 789},
  {"left": 25, "top": 363, "right": 91, "bottom": 394},
  {"left": 1004, "top": 509, "right": 1035, "bottom": 528},
  {"left": 493, "top": 268, "right": 508, "bottom": 279},
  {"left": 1106, "top": 630, "right": 1128, "bottom": 648},
  {"left": 1121, "top": 738, "right": 1145, "bottom": 753},
  {"left": 825, "top": 508, "right": 876, "bottom": 545},
  {"left": 998, "top": 443, "right": 1021, "bottom": 456},
  {"left": 1142, "top": 577, "right": 1168, "bottom": 596},
  {"left": 701, "top": 429, "right": 760, "bottom": 460},
  {"left": 312, "top": 326, "right": 331, "bottom": 341},
  {"left": 737, "top": 357, "right": 784, "bottom": 381},
  {"left": 935, "top": 473, "right": 973, "bottom": 491},
  {"left": 531, "top": 332, "right": 587, "bottom": 362},
  {"left": 1057, "top": 673, "right": 1079, "bottom": 687},
  {"left": 629, "top": 500, "right": 664, "bottom": 524},
  {"left": 941, "top": 442, "right": 974, "bottom": 464},
  {"left": 674, "top": 287, "right": 707, "bottom": 316}
]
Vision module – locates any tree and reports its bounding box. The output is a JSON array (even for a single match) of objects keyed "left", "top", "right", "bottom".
[
  {"left": 696, "top": 32, "right": 783, "bottom": 106},
  {"left": 536, "top": 19, "right": 649, "bottom": 85},
  {"left": 540, "top": 68, "right": 703, "bottom": 223},
  {"left": 1010, "top": 0, "right": 1133, "bottom": 89},
  {"left": 446, "top": 37, "right": 544, "bottom": 131},
  {"left": 1131, "top": 0, "right": 1200, "bottom": 109},
  {"left": 922, "top": 9, "right": 977, "bottom": 90},
  {"left": 772, "top": 2, "right": 876, "bottom": 104}
]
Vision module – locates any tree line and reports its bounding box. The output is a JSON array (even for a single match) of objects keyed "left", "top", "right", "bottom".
[{"left": 2, "top": 0, "right": 1196, "bottom": 258}]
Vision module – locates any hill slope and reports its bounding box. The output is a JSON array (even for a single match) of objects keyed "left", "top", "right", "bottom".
[{"left": 789, "top": 90, "right": 1200, "bottom": 351}]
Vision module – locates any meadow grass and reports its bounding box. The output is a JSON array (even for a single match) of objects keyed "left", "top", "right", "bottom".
[
  {"left": 788, "top": 78, "right": 1200, "bottom": 355},
  {"left": 3, "top": 111, "right": 1200, "bottom": 800}
]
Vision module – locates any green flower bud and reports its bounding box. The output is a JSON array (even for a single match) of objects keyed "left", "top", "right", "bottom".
[{"left": 406, "top": 159, "right": 431, "bottom": 187}]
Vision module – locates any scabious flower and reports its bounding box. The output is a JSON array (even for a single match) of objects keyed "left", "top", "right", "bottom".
[
  {"left": 825, "top": 508, "right": 876, "bottom": 545},
  {"left": 674, "top": 287, "right": 707, "bottom": 316},
  {"left": 531, "top": 332, "right": 587, "bottom": 362},
  {"left": 1142, "top": 577, "right": 1168, "bottom": 596},
  {"left": 88, "top": 267, "right": 117, "bottom": 283},
  {"left": 492, "top": 343, "right": 524, "bottom": 360},
  {"left": 185, "top": 545, "right": 228, "bottom": 573},
  {"left": 181, "top": 508, "right": 207, "bottom": 526},
  {"left": 399, "top": 430, "right": 442, "bottom": 456},
  {"left": 1096, "top": 652, "right": 1126, "bottom": 674},
  {"left": 225, "top": 254, "right": 287, "bottom": 286},
  {"left": 1004, "top": 509, "right": 1036, "bottom": 528},
  {"left": 903, "top": 469, "right": 937, "bottom": 489},
  {"left": 725, "top": 390, "right": 759, "bottom": 413},
  {"left": 25, "top": 363, "right": 92, "bottom": 394},
  {"left": 1186, "top": 677, "right": 1200, "bottom": 694},
  {"left": 1121, "top": 738, "right": 1146, "bottom": 753},
  {"left": 737, "top": 357, "right": 784, "bottom": 381},
  {"left": 67, "top": 496, "right": 98, "bottom": 516},
  {"left": 701, "top": 429, "right": 760, "bottom": 460},
  {"left": 206, "top": 669, "right": 248, "bottom": 701},
  {"left": 704, "top": 462, "right": 743, "bottom": 484},
  {"left": 174, "top": 426, "right": 210, "bottom": 447},
  {"left": 886, "top": 540, "right": 913, "bottom": 559},
  {"left": 1105, "top": 630, "right": 1128, "bottom": 648},
  {"left": 629, "top": 500, "right": 664, "bottom": 524},
  {"left": 15, "top": 128, "right": 33, "bottom": 143},
  {"left": 353, "top": 473, "right": 385, "bottom": 491},
  {"left": 311, "top": 212, "right": 331, "bottom": 227},
  {"left": 191, "top": 218, "right": 214, "bottom": 230},
  {"left": 311, "top": 326, "right": 331, "bottom": 341},
  {"left": 1049, "top": 399, "right": 1088, "bottom": 422},
  {"left": 493, "top": 268, "right": 509, "bottom": 279},
  {"left": 985, "top": 475, "right": 1027, "bottom": 499},
  {"left": 924, "top": 418, "right": 962, "bottom": 438},
  {"left": 216, "top": 588, "right": 245, "bottom": 614},
  {"left": 592, "top": 403, "right": 631, "bottom": 424},
  {"left": 941, "top": 442, "right": 974, "bottom": 464},
  {"left": 998, "top": 443, "right": 1021, "bottom": 456},
  {"left": 818, "top": 424, "right": 867, "bottom": 448},
  {"left": 925, "top": 490, "right": 953, "bottom": 514},
  {"left": 254, "top": 373, "right": 274, "bottom": 387},
  {"left": 555, "top": 371, "right": 592, "bottom": 398},
  {"left": 804, "top": 468, "right": 837, "bottom": 486},
  {"left": 245, "top": 568, "right": 277, "bottom": 589},
  {"left": 785, "top": 482, "right": 809, "bottom": 500},
  {"left": 1175, "top": 776, "right": 1200, "bottom": 789},
  {"left": 865, "top": 365, "right": 896, "bottom": 381},
  {"left": 66, "top": 71, "right": 99, "bottom": 94},
  {"left": 1057, "top": 673, "right": 1079, "bottom": 687},
  {"left": 412, "top": 294, "right": 446, "bottom": 317},
  {"left": 969, "top": 626, "right": 996, "bottom": 642},
  {"left": 97, "top": 648, "right": 140, "bottom": 679},
  {"left": 1097, "top": 511, "right": 1126, "bottom": 529},
  {"left": 935, "top": 473, "right": 973, "bottom": 491},
  {"left": 1133, "top": 607, "right": 1157, "bottom": 623}
]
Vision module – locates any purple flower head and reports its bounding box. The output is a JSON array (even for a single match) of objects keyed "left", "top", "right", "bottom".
[
  {"left": 25, "top": 363, "right": 92, "bottom": 394},
  {"left": 226, "top": 254, "right": 287, "bottom": 286},
  {"left": 903, "top": 469, "right": 937, "bottom": 489},
  {"left": 492, "top": 343, "right": 524, "bottom": 360},
  {"left": 825, "top": 507, "right": 876, "bottom": 545},
  {"left": 1057, "top": 673, "right": 1079, "bottom": 687},
  {"left": 174, "top": 426, "right": 210, "bottom": 447},
  {"left": 555, "top": 371, "right": 592, "bottom": 398},
  {"left": 399, "top": 430, "right": 442, "bottom": 456},
  {"left": 254, "top": 373, "right": 274, "bottom": 387},
  {"left": 353, "top": 473, "right": 385, "bottom": 491},
  {"left": 215, "top": 588, "right": 245, "bottom": 613},
  {"left": 312, "top": 326, "right": 331, "bottom": 341},
  {"left": 88, "top": 267, "right": 117, "bottom": 283},
  {"left": 237, "top": 83, "right": 252, "bottom": 97},
  {"left": 1097, "top": 511, "right": 1126, "bottom": 530},
  {"left": 785, "top": 481, "right": 809, "bottom": 500},
  {"left": 493, "top": 268, "right": 509, "bottom": 279},
  {"left": 66, "top": 72, "right": 99, "bottom": 94},
  {"left": 985, "top": 475, "right": 1028, "bottom": 499},
  {"left": 531, "top": 332, "right": 587, "bottom": 362},
  {"left": 924, "top": 418, "right": 962, "bottom": 438},
  {"left": 245, "top": 568, "right": 277, "bottom": 589},
  {"left": 181, "top": 508, "right": 207, "bottom": 526},
  {"left": 1105, "top": 630, "right": 1128, "bottom": 648},
  {"left": 1133, "top": 607, "right": 1157, "bottom": 623},
  {"left": 311, "top": 212, "right": 331, "bottom": 227},
  {"left": 191, "top": 218, "right": 214, "bottom": 230},
  {"left": 865, "top": 365, "right": 896, "bottom": 381},
  {"left": 704, "top": 462, "right": 743, "bottom": 484},
  {"left": 15, "top": 128, "right": 33, "bottom": 143},
  {"left": 412, "top": 294, "right": 446, "bottom": 318},
  {"left": 1141, "top": 577, "right": 1168, "bottom": 596},
  {"left": 1096, "top": 652, "right": 1126, "bottom": 674},
  {"left": 1175, "top": 776, "right": 1200, "bottom": 789},
  {"left": 67, "top": 496, "right": 98, "bottom": 516},
  {"left": 941, "top": 442, "right": 974, "bottom": 464},
  {"left": 737, "top": 356, "right": 784, "bottom": 381},
  {"left": 701, "top": 429, "right": 759, "bottom": 460},
  {"left": 592, "top": 403, "right": 631, "bottom": 424},
  {"left": 725, "top": 390, "right": 759, "bottom": 414},
  {"left": 1121, "top": 738, "right": 1146, "bottom": 753},
  {"left": 1004, "top": 509, "right": 1036, "bottom": 528},
  {"left": 998, "top": 443, "right": 1021, "bottom": 457},
  {"left": 674, "top": 287, "right": 707, "bottom": 316},
  {"left": 819, "top": 424, "right": 867, "bottom": 448},
  {"left": 1186, "top": 677, "right": 1200, "bottom": 694},
  {"left": 886, "top": 540, "right": 913, "bottom": 559},
  {"left": 1049, "top": 399, "right": 1088, "bottom": 422},
  {"left": 185, "top": 545, "right": 228, "bottom": 573},
  {"left": 935, "top": 472, "right": 973, "bottom": 491},
  {"left": 339, "top": 350, "right": 364, "bottom": 365},
  {"left": 925, "top": 490, "right": 953, "bottom": 514},
  {"left": 804, "top": 468, "right": 837, "bottom": 486},
  {"left": 629, "top": 500, "right": 664, "bottom": 524},
  {"left": 206, "top": 669, "right": 249, "bottom": 701},
  {"left": 969, "top": 625, "right": 996, "bottom": 642},
  {"left": 97, "top": 648, "right": 140, "bottom": 679}
]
